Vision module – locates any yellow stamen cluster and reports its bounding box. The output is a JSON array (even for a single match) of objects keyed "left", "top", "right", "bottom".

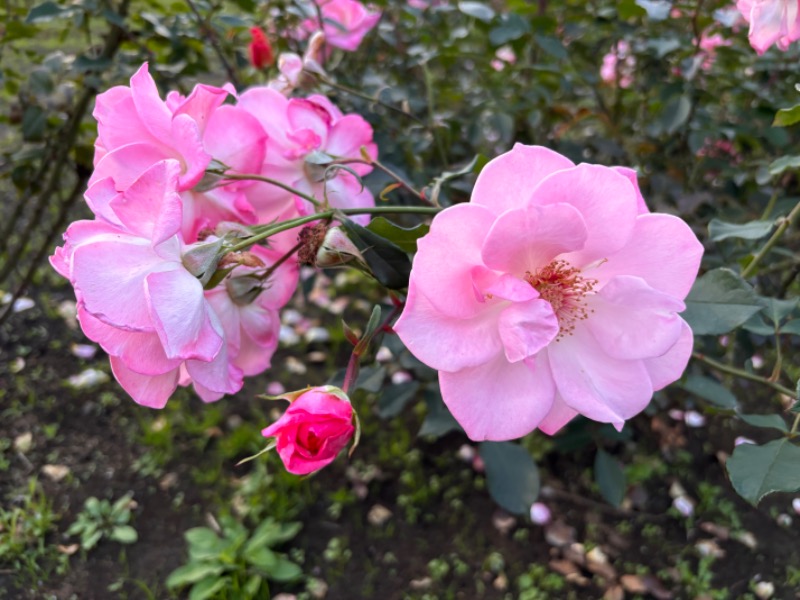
[{"left": 525, "top": 260, "right": 597, "bottom": 340}]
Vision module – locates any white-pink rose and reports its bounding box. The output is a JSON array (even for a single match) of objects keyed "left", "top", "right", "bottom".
[
  {"left": 394, "top": 144, "right": 703, "bottom": 441},
  {"left": 736, "top": 0, "right": 800, "bottom": 54},
  {"left": 238, "top": 88, "right": 377, "bottom": 224},
  {"left": 298, "top": 0, "right": 381, "bottom": 53}
]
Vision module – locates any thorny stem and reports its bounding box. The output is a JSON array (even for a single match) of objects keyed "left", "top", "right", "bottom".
[
  {"left": 336, "top": 158, "right": 428, "bottom": 204},
  {"left": 309, "top": 73, "right": 426, "bottom": 125},
  {"left": 228, "top": 206, "right": 441, "bottom": 253},
  {"left": 791, "top": 413, "right": 800, "bottom": 435},
  {"left": 741, "top": 198, "right": 800, "bottom": 279},
  {"left": 256, "top": 241, "right": 303, "bottom": 283},
  {"left": 184, "top": 0, "right": 240, "bottom": 88},
  {"left": 692, "top": 352, "right": 795, "bottom": 398},
  {"left": 221, "top": 173, "right": 321, "bottom": 207}
]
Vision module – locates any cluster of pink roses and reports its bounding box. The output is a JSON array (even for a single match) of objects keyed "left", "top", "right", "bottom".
[{"left": 51, "top": 63, "right": 377, "bottom": 409}]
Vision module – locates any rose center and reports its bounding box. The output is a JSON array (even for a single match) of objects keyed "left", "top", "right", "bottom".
[{"left": 524, "top": 259, "right": 597, "bottom": 340}]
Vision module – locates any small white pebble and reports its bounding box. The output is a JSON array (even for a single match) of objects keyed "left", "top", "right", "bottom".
[
  {"left": 668, "top": 409, "right": 684, "bottom": 421},
  {"left": 305, "top": 327, "right": 330, "bottom": 343},
  {"left": 0, "top": 292, "right": 11, "bottom": 304},
  {"left": 718, "top": 335, "right": 729, "bottom": 347},
  {"left": 285, "top": 356, "right": 307, "bottom": 375},
  {"left": 376, "top": 346, "right": 393, "bottom": 362},
  {"left": 673, "top": 495, "right": 694, "bottom": 517},
  {"left": 456, "top": 444, "right": 476, "bottom": 463},
  {"left": 751, "top": 354, "right": 765, "bottom": 369},
  {"left": 530, "top": 502, "right": 551, "bottom": 525},
  {"left": 776, "top": 513, "right": 792, "bottom": 527},
  {"left": 10, "top": 357, "right": 25, "bottom": 373},
  {"left": 684, "top": 410, "right": 706, "bottom": 428},
  {"left": 13, "top": 297, "right": 35, "bottom": 313},
  {"left": 57, "top": 300, "right": 78, "bottom": 329},
  {"left": 735, "top": 436, "right": 756, "bottom": 446},
  {"left": 279, "top": 325, "right": 300, "bottom": 346},
  {"left": 13, "top": 432, "right": 33, "bottom": 453},
  {"left": 754, "top": 581, "right": 775, "bottom": 599},
  {"left": 70, "top": 343, "right": 98, "bottom": 359},
  {"left": 391, "top": 370, "right": 412, "bottom": 385},
  {"left": 67, "top": 368, "right": 109, "bottom": 389},
  {"left": 281, "top": 309, "right": 303, "bottom": 325},
  {"left": 792, "top": 498, "right": 800, "bottom": 515}
]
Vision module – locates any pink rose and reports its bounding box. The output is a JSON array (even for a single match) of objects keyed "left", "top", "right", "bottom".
[
  {"left": 51, "top": 160, "right": 243, "bottom": 407},
  {"left": 394, "top": 144, "right": 703, "bottom": 441},
  {"left": 736, "top": 0, "right": 800, "bottom": 54},
  {"left": 697, "top": 32, "right": 731, "bottom": 70},
  {"left": 262, "top": 386, "right": 355, "bottom": 475},
  {"left": 600, "top": 41, "right": 635, "bottom": 88},
  {"left": 298, "top": 0, "right": 380, "bottom": 52},
  {"left": 92, "top": 63, "right": 267, "bottom": 241},
  {"left": 237, "top": 88, "right": 377, "bottom": 224}
]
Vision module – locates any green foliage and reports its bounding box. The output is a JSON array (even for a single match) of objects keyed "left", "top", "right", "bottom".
[
  {"left": 166, "top": 515, "right": 303, "bottom": 599},
  {"left": 66, "top": 493, "right": 138, "bottom": 550},
  {"left": 0, "top": 478, "right": 65, "bottom": 579},
  {"left": 479, "top": 441, "right": 539, "bottom": 515},
  {"left": 594, "top": 449, "right": 626, "bottom": 507},
  {"left": 726, "top": 439, "right": 800, "bottom": 505},
  {"left": 682, "top": 269, "right": 764, "bottom": 335}
]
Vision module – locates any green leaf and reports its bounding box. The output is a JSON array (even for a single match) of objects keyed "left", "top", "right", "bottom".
[
  {"left": 365, "top": 218, "right": 429, "bottom": 254},
  {"left": 768, "top": 155, "right": 800, "bottom": 177},
  {"left": 708, "top": 219, "right": 774, "bottom": 242},
  {"left": 341, "top": 220, "right": 412, "bottom": 289},
  {"left": 419, "top": 389, "right": 461, "bottom": 438},
  {"left": 726, "top": 439, "right": 800, "bottom": 505},
  {"left": 26, "top": 1, "right": 74, "bottom": 23},
  {"left": 378, "top": 381, "right": 419, "bottom": 418},
  {"left": 534, "top": 35, "right": 567, "bottom": 59},
  {"left": 681, "top": 375, "right": 737, "bottom": 409},
  {"left": 660, "top": 95, "right": 692, "bottom": 135},
  {"left": 635, "top": 0, "right": 671, "bottom": 19},
  {"left": 458, "top": 1, "right": 495, "bottom": 22},
  {"left": 773, "top": 104, "right": 800, "bottom": 127},
  {"left": 762, "top": 297, "right": 799, "bottom": 325},
  {"left": 479, "top": 442, "right": 540, "bottom": 515},
  {"left": 245, "top": 519, "right": 302, "bottom": 552},
  {"left": 82, "top": 529, "right": 103, "bottom": 550},
  {"left": 682, "top": 268, "right": 764, "bottom": 335},
  {"left": 594, "top": 449, "right": 626, "bottom": 507},
  {"left": 489, "top": 14, "right": 530, "bottom": 45},
  {"left": 267, "top": 556, "right": 303, "bottom": 582},
  {"left": 244, "top": 546, "right": 278, "bottom": 570},
  {"left": 189, "top": 575, "right": 229, "bottom": 600},
  {"left": 166, "top": 563, "right": 226, "bottom": 589},
  {"left": 109, "top": 525, "right": 138, "bottom": 544},
  {"left": 243, "top": 574, "right": 263, "bottom": 596},
  {"left": 738, "top": 413, "right": 788, "bottom": 432},
  {"left": 425, "top": 154, "right": 488, "bottom": 206},
  {"left": 22, "top": 106, "right": 46, "bottom": 141}
]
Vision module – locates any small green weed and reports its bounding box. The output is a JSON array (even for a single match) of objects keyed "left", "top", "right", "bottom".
[
  {"left": 66, "top": 493, "right": 138, "bottom": 550},
  {"left": 166, "top": 515, "right": 303, "bottom": 599},
  {"left": 0, "top": 478, "right": 65, "bottom": 579}
]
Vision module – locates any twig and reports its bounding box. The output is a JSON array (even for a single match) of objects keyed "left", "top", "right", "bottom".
[
  {"left": 741, "top": 198, "right": 800, "bottom": 278},
  {"left": 184, "top": 0, "right": 240, "bottom": 88},
  {"left": 692, "top": 352, "right": 795, "bottom": 398}
]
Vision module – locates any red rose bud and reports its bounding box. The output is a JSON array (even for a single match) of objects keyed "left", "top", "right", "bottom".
[
  {"left": 261, "top": 386, "right": 355, "bottom": 475},
  {"left": 248, "top": 27, "right": 274, "bottom": 69}
]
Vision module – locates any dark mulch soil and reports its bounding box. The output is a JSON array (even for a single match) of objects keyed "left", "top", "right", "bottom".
[{"left": 2, "top": 287, "right": 799, "bottom": 600}]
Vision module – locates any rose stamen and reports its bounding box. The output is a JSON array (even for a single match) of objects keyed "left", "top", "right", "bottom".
[{"left": 525, "top": 259, "right": 597, "bottom": 340}]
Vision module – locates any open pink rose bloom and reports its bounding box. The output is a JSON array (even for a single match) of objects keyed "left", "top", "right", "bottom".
[
  {"left": 736, "top": 0, "right": 800, "bottom": 54},
  {"left": 262, "top": 386, "right": 355, "bottom": 475},
  {"left": 395, "top": 144, "right": 703, "bottom": 441}
]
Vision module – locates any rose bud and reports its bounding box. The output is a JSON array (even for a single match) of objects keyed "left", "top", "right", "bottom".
[
  {"left": 261, "top": 386, "right": 356, "bottom": 475},
  {"left": 248, "top": 27, "right": 274, "bottom": 69}
]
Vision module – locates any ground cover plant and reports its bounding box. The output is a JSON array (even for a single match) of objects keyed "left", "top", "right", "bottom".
[{"left": 2, "top": 0, "right": 800, "bottom": 598}]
